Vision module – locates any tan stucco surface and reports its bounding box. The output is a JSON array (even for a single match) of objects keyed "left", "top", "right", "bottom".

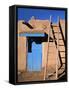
[{"left": 18, "top": 36, "right": 27, "bottom": 71}]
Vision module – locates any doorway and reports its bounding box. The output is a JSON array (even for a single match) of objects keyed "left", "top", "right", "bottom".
[{"left": 27, "top": 39, "right": 42, "bottom": 71}]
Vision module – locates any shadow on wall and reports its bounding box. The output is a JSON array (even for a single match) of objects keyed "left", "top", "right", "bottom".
[{"left": 28, "top": 37, "right": 48, "bottom": 52}]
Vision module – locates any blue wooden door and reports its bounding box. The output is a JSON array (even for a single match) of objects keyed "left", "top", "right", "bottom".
[{"left": 27, "top": 42, "right": 42, "bottom": 71}]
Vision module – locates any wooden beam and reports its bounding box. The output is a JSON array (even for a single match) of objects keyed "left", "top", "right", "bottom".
[
  {"left": 55, "top": 16, "right": 59, "bottom": 79},
  {"left": 43, "top": 16, "right": 51, "bottom": 80}
]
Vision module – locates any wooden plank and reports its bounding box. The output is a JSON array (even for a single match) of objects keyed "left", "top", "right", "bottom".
[
  {"left": 55, "top": 27, "right": 59, "bottom": 79},
  {"left": 43, "top": 17, "right": 51, "bottom": 80},
  {"left": 55, "top": 17, "right": 60, "bottom": 79}
]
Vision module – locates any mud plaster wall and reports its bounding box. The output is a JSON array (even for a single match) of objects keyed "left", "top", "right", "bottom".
[
  {"left": 18, "top": 36, "right": 27, "bottom": 71},
  {"left": 42, "top": 42, "right": 48, "bottom": 69}
]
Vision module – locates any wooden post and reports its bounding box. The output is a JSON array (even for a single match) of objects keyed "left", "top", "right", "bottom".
[
  {"left": 43, "top": 16, "right": 52, "bottom": 80},
  {"left": 56, "top": 16, "right": 59, "bottom": 79}
]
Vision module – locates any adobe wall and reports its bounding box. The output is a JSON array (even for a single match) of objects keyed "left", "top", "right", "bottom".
[{"left": 18, "top": 36, "right": 27, "bottom": 72}]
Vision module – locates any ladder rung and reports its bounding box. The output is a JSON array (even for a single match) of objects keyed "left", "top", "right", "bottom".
[
  {"left": 59, "top": 50, "right": 65, "bottom": 52},
  {"left": 61, "top": 67, "right": 64, "bottom": 69},
  {"left": 62, "top": 63, "right": 65, "bottom": 64},
  {"left": 59, "top": 39, "right": 63, "bottom": 40},
  {"left": 59, "top": 51, "right": 65, "bottom": 52},
  {"left": 49, "top": 40, "right": 54, "bottom": 42},
  {"left": 61, "top": 57, "right": 65, "bottom": 58},
  {"left": 59, "top": 45, "right": 64, "bottom": 46},
  {"left": 54, "top": 32, "right": 61, "bottom": 33},
  {"left": 59, "top": 38, "right": 62, "bottom": 40}
]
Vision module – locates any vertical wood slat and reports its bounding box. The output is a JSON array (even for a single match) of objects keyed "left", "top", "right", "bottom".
[
  {"left": 56, "top": 16, "right": 59, "bottom": 79},
  {"left": 43, "top": 16, "right": 51, "bottom": 80},
  {"left": 55, "top": 27, "right": 59, "bottom": 79}
]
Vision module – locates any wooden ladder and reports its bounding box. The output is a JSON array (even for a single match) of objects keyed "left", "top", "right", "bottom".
[
  {"left": 52, "top": 17, "right": 65, "bottom": 78},
  {"left": 44, "top": 16, "right": 59, "bottom": 80}
]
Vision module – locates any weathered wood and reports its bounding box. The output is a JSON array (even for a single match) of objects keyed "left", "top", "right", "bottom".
[
  {"left": 43, "top": 16, "right": 51, "bottom": 80},
  {"left": 55, "top": 24, "right": 59, "bottom": 79}
]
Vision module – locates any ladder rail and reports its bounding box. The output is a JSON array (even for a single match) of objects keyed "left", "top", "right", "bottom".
[
  {"left": 59, "top": 21, "right": 65, "bottom": 46},
  {"left": 44, "top": 16, "right": 51, "bottom": 80},
  {"left": 56, "top": 17, "right": 59, "bottom": 79}
]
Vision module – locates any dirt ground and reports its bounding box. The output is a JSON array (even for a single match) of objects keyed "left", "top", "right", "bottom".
[{"left": 17, "top": 63, "right": 65, "bottom": 82}]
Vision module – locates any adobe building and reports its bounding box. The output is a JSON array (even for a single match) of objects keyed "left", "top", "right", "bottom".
[{"left": 17, "top": 16, "right": 65, "bottom": 81}]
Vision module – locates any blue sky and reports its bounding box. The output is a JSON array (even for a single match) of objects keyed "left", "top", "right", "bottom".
[{"left": 18, "top": 8, "right": 65, "bottom": 23}]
